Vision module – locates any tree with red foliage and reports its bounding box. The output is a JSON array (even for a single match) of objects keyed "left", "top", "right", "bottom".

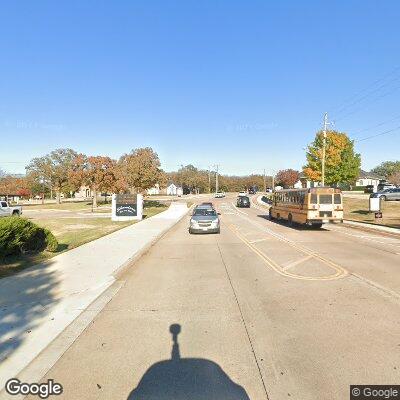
[{"left": 275, "top": 169, "right": 300, "bottom": 188}]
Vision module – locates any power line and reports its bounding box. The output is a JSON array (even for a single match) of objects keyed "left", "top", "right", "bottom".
[
  {"left": 330, "top": 65, "right": 400, "bottom": 116},
  {"left": 333, "top": 75, "right": 400, "bottom": 118},
  {"left": 334, "top": 83, "right": 400, "bottom": 123},
  {"left": 352, "top": 113, "right": 400, "bottom": 137},
  {"left": 355, "top": 125, "right": 400, "bottom": 142}
]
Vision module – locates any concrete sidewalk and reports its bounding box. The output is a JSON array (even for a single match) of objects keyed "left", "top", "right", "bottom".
[{"left": 0, "top": 203, "right": 189, "bottom": 391}]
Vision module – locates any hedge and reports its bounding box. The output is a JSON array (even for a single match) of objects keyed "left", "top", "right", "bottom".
[{"left": 0, "top": 217, "right": 58, "bottom": 259}]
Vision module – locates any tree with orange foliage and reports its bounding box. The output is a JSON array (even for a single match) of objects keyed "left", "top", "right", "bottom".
[
  {"left": 118, "top": 147, "right": 164, "bottom": 193},
  {"left": 303, "top": 130, "right": 361, "bottom": 186},
  {"left": 70, "top": 155, "right": 126, "bottom": 207}
]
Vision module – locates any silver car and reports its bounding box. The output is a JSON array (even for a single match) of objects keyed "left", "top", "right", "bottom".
[
  {"left": 370, "top": 188, "right": 400, "bottom": 201},
  {"left": 189, "top": 207, "right": 220, "bottom": 234}
]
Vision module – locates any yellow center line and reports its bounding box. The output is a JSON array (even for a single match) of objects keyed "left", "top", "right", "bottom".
[{"left": 228, "top": 223, "right": 348, "bottom": 281}]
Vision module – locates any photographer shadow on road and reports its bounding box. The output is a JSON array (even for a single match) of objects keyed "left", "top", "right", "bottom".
[{"left": 127, "top": 323, "right": 250, "bottom": 400}]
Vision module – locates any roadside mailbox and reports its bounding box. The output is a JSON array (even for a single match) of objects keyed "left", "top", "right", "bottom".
[
  {"left": 112, "top": 193, "right": 143, "bottom": 221},
  {"left": 369, "top": 197, "right": 381, "bottom": 212}
]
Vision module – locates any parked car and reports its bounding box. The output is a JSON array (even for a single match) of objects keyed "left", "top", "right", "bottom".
[
  {"left": 215, "top": 192, "right": 225, "bottom": 198},
  {"left": 0, "top": 201, "right": 22, "bottom": 217},
  {"left": 377, "top": 182, "right": 396, "bottom": 191},
  {"left": 370, "top": 188, "right": 400, "bottom": 201},
  {"left": 189, "top": 207, "right": 220, "bottom": 234},
  {"left": 248, "top": 188, "right": 256, "bottom": 194},
  {"left": 364, "top": 185, "right": 375, "bottom": 193},
  {"left": 236, "top": 196, "right": 250, "bottom": 208},
  {"left": 238, "top": 191, "right": 247, "bottom": 196}
]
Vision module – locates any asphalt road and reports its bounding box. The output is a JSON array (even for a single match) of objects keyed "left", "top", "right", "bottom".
[{"left": 28, "top": 194, "right": 400, "bottom": 400}]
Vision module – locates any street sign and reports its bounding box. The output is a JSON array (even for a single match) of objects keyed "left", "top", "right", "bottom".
[
  {"left": 116, "top": 194, "right": 138, "bottom": 217},
  {"left": 112, "top": 193, "right": 143, "bottom": 221}
]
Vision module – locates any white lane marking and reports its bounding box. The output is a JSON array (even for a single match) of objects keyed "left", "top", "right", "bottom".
[
  {"left": 328, "top": 226, "right": 400, "bottom": 248},
  {"left": 230, "top": 202, "right": 249, "bottom": 216},
  {"left": 351, "top": 273, "right": 400, "bottom": 301},
  {"left": 281, "top": 255, "right": 313, "bottom": 271},
  {"left": 249, "top": 238, "right": 268, "bottom": 244}
]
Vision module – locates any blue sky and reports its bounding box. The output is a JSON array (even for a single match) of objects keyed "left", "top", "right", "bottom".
[{"left": 1, "top": 1, "right": 399, "bottom": 175}]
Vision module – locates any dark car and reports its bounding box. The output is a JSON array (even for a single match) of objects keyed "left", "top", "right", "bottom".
[
  {"left": 364, "top": 185, "right": 374, "bottom": 193},
  {"left": 236, "top": 196, "right": 250, "bottom": 208}
]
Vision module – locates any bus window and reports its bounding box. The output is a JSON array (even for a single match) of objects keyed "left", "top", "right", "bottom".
[
  {"left": 334, "top": 194, "right": 342, "bottom": 204},
  {"left": 319, "top": 194, "right": 332, "bottom": 204},
  {"left": 310, "top": 194, "right": 317, "bottom": 204}
]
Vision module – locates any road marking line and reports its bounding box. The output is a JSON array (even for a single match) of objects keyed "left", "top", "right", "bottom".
[
  {"left": 281, "top": 255, "right": 313, "bottom": 271},
  {"left": 351, "top": 273, "right": 400, "bottom": 301},
  {"left": 249, "top": 238, "right": 269, "bottom": 244},
  {"left": 230, "top": 202, "right": 249, "bottom": 216},
  {"left": 228, "top": 224, "right": 348, "bottom": 281},
  {"left": 328, "top": 226, "right": 400, "bottom": 247}
]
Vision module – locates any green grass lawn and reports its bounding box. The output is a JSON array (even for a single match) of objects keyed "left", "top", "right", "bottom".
[
  {"left": 0, "top": 202, "right": 168, "bottom": 277},
  {"left": 344, "top": 197, "right": 400, "bottom": 229}
]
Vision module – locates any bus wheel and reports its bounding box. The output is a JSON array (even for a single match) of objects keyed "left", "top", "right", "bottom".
[{"left": 288, "top": 214, "right": 293, "bottom": 226}]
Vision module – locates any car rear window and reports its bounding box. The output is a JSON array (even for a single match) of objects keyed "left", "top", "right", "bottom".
[
  {"left": 319, "top": 194, "right": 332, "bottom": 204},
  {"left": 193, "top": 209, "right": 216, "bottom": 216}
]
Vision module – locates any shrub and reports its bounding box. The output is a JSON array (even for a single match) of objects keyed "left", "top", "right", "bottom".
[{"left": 0, "top": 217, "right": 59, "bottom": 259}]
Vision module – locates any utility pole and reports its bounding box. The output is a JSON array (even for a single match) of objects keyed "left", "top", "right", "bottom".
[
  {"left": 321, "top": 112, "right": 330, "bottom": 187},
  {"left": 208, "top": 166, "right": 212, "bottom": 193},
  {"left": 263, "top": 169, "right": 266, "bottom": 192},
  {"left": 213, "top": 164, "right": 219, "bottom": 193}
]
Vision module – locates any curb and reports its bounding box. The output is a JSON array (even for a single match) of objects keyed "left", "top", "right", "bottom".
[
  {"left": 343, "top": 219, "right": 400, "bottom": 237},
  {"left": 0, "top": 204, "right": 192, "bottom": 398}
]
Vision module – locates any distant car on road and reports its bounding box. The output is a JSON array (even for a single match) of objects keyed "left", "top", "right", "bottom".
[
  {"left": 370, "top": 188, "right": 400, "bottom": 201},
  {"left": 189, "top": 207, "right": 220, "bottom": 234},
  {"left": 0, "top": 201, "right": 22, "bottom": 217},
  {"left": 364, "top": 185, "right": 375, "bottom": 193},
  {"left": 236, "top": 196, "right": 250, "bottom": 208},
  {"left": 238, "top": 191, "right": 247, "bottom": 197},
  {"left": 215, "top": 192, "right": 225, "bottom": 198}
]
